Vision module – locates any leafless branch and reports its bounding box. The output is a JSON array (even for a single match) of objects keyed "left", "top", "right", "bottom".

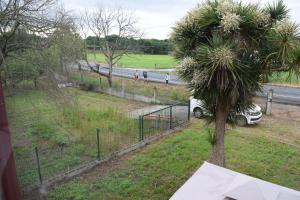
[{"left": 83, "top": 6, "right": 141, "bottom": 86}]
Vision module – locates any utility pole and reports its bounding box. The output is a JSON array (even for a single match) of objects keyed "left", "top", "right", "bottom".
[{"left": 0, "top": 80, "right": 21, "bottom": 200}]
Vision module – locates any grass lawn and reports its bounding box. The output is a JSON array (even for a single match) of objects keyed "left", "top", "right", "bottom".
[
  {"left": 48, "top": 117, "right": 300, "bottom": 200},
  {"left": 6, "top": 86, "right": 146, "bottom": 188},
  {"left": 87, "top": 52, "right": 178, "bottom": 69}
]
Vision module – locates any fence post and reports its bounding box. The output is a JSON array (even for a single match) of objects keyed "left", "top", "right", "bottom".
[
  {"left": 141, "top": 116, "right": 144, "bottom": 141},
  {"left": 266, "top": 89, "right": 273, "bottom": 115},
  {"left": 121, "top": 79, "right": 125, "bottom": 97},
  {"left": 169, "top": 106, "right": 173, "bottom": 129},
  {"left": 96, "top": 128, "right": 100, "bottom": 161},
  {"left": 153, "top": 86, "right": 157, "bottom": 103},
  {"left": 139, "top": 116, "right": 144, "bottom": 142},
  {"left": 34, "top": 147, "right": 42, "bottom": 184},
  {"left": 188, "top": 100, "right": 191, "bottom": 121},
  {"left": 138, "top": 116, "right": 142, "bottom": 141}
]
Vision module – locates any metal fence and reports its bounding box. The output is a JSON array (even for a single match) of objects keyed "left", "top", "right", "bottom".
[
  {"left": 138, "top": 103, "right": 190, "bottom": 141},
  {"left": 15, "top": 102, "right": 190, "bottom": 192},
  {"left": 16, "top": 142, "right": 97, "bottom": 190}
]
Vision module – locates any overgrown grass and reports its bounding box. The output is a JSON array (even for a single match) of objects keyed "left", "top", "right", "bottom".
[
  {"left": 269, "top": 72, "right": 299, "bottom": 85},
  {"left": 6, "top": 87, "right": 143, "bottom": 188},
  {"left": 72, "top": 71, "right": 190, "bottom": 103},
  {"left": 48, "top": 118, "right": 300, "bottom": 200},
  {"left": 87, "top": 53, "right": 178, "bottom": 69}
]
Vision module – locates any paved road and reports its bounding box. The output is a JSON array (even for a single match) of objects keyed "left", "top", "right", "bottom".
[
  {"left": 77, "top": 61, "right": 300, "bottom": 105},
  {"left": 261, "top": 85, "right": 300, "bottom": 105},
  {"left": 98, "top": 66, "right": 182, "bottom": 85}
]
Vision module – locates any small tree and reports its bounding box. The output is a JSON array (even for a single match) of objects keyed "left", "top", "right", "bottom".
[
  {"left": 0, "top": 1, "right": 79, "bottom": 88},
  {"left": 0, "top": 0, "right": 58, "bottom": 67},
  {"left": 86, "top": 7, "right": 141, "bottom": 87},
  {"left": 172, "top": 0, "right": 300, "bottom": 166}
]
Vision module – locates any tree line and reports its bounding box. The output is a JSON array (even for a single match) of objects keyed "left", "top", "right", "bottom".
[{"left": 85, "top": 36, "right": 173, "bottom": 55}]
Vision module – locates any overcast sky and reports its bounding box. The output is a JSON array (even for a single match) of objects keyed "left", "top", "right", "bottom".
[{"left": 61, "top": 0, "right": 300, "bottom": 39}]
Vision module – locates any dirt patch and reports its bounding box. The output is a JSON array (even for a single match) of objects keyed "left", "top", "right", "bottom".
[
  {"left": 255, "top": 97, "right": 300, "bottom": 122},
  {"left": 259, "top": 116, "right": 300, "bottom": 150}
]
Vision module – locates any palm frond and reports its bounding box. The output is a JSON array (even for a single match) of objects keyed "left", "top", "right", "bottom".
[{"left": 267, "top": 0, "right": 289, "bottom": 21}]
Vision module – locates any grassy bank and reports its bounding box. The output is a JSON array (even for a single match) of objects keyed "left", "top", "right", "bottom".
[
  {"left": 72, "top": 71, "right": 190, "bottom": 103},
  {"left": 6, "top": 87, "right": 145, "bottom": 188},
  {"left": 48, "top": 118, "right": 300, "bottom": 200},
  {"left": 87, "top": 53, "right": 178, "bottom": 69},
  {"left": 269, "top": 72, "right": 299, "bottom": 85}
]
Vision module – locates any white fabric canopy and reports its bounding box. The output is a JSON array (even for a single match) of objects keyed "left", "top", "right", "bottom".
[{"left": 170, "top": 162, "right": 300, "bottom": 200}]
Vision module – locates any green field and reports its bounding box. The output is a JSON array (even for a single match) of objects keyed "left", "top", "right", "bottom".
[
  {"left": 87, "top": 53, "right": 178, "bottom": 69},
  {"left": 48, "top": 118, "right": 300, "bottom": 200},
  {"left": 87, "top": 52, "right": 300, "bottom": 85}
]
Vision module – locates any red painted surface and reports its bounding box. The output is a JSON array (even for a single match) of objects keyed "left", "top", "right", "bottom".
[{"left": 0, "top": 81, "right": 21, "bottom": 200}]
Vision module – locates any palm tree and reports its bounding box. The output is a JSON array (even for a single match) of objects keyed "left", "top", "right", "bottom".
[{"left": 171, "top": 0, "right": 300, "bottom": 166}]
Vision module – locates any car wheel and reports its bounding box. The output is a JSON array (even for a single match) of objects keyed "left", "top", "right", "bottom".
[
  {"left": 193, "top": 108, "right": 203, "bottom": 118},
  {"left": 236, "top": 115, "right": 247, "bottom": 126}
]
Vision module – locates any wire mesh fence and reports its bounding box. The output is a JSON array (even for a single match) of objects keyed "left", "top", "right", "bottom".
[
  {"left": 12, "top": 100, "right": 190, "bottom": 191},
  {"left": 139, "top": 103, "right": 190, "bottom": 141},
  {"left": 15, "top": 142, "right": 98, "bottom": 189}
]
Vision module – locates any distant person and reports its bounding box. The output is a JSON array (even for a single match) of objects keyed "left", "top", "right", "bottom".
[
  {"left": 134, "top": 70, "right": 139, "bottom": 80},
  {"left": 165, "top": 73, "right": 170, "bottom": 84},
  {"left": 143, "top": 71, "right": 148, "bottom": 82}
]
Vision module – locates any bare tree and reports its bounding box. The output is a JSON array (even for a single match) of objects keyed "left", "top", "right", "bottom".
[
  {"left": 77, "top": 14, "right": 89, "bottom": 61},
  {"left": 86, "top": 7, "right": 141, "bottom": 87}
]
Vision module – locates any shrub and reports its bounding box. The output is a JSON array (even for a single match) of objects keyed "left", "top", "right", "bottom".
[
  {"left": 28, "top": 121, "right": 56, "bottom": 139},
  {"left": 205, "top": 127, "right": 216, "bottom": 145},
  {"left": 79, "top": 83, "right": 96, "bottom": 91},
  {"left": 54, "top": 132, "right": 69, "bottom": 146}
]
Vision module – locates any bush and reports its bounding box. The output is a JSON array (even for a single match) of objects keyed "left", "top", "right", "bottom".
[
  {"left": 28, "top": 121, "right": 56, "bottom": 139},
  {"left": 79, "top": 83, "right": 96, "bottom": 91},
  {"left": 54, "top": 132, "right": 69, "bottom": 146},
  {"left": 171, "top": 89, "right": 179, "bottom": 100}
]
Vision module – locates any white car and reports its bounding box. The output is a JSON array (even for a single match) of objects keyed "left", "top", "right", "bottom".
[{"left": 190, "top": 97, "right": 262, "bottom": 126}]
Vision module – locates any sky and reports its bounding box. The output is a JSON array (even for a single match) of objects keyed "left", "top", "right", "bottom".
[{"left": 61, "top": 0, "right": 300, "bottom": 39}]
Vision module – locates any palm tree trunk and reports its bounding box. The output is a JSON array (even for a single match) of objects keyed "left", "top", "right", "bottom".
[{"left": 210, "top": 100, "right": 226, "bottom": 167}]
